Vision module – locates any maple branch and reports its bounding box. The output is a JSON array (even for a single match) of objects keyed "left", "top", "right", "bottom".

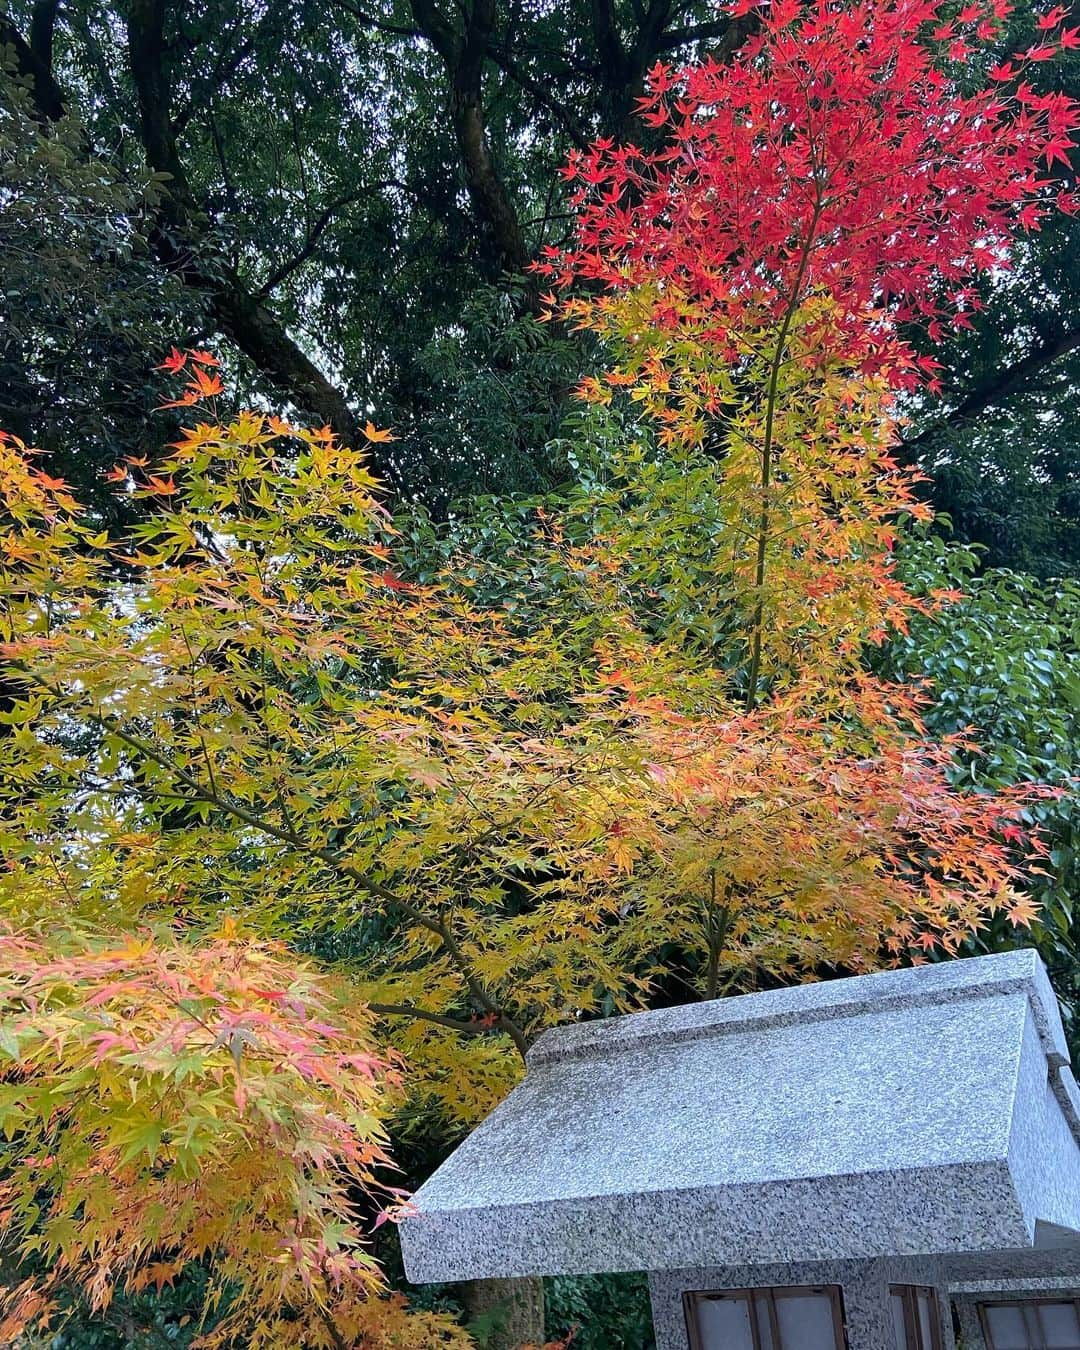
[
  {"left": 315, "top": 1281, "right": 351, "bottom": 1350},
  {"left": 703, "top": 870, "right": 732, "bottom": 1000},
  {"left": 180, "top": 626, "right": 220, "bottom": 801},
  {"left": 744, "top": 192, "right": 826, "bottom": 712},
  {"left": 368, "top": 1001, "right": 501, "bottom": 1035},
  {"left": 15, "top": 664, "right": 530, "bottom": 1061}
]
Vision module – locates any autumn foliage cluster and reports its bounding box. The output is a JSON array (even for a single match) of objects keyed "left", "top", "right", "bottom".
[
  {"left": 0, "top": 0, "right": 1077, "bottom": 1343},
  {"left": 540, "top": 0, "right": 1079, "bottom": 698},
  {"left": 0, "top": 927, "right": 470, "bottom": 1349}
]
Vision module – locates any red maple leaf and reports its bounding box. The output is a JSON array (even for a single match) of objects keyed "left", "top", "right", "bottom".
[
  {"left": 374, "top": 570, "right": 413, "bottom": 591},
  {"left": 156, "top": 347, "right": 187, "bottom": 374}
]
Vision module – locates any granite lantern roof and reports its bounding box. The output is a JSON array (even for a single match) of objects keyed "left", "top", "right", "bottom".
[{"left": 399, "top": 949, "right": 1080, "bottom": 1285}]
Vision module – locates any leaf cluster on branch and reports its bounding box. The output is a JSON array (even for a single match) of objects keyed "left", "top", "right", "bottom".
[{"left": 0, "top": 924, "right": 471, "bottom": 1349}]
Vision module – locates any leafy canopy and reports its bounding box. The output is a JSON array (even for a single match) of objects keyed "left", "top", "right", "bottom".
[
  {"left": 539, "top": 0, "right": 1080, "bottom": 702},
  {"left": 1, "top": 0, "right": 1078, "bottom": 1340}
]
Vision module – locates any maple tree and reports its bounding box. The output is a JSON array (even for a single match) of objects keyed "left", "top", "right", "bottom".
[
  {"left": 0, "top": 369, "right": 1054, "bottom": 1345},
  {"left": 0, "top": 924, "right": 469, "bottom": 1349},
  {"left": 1, "top": 0, "right": 1078, "bottom": 1340},
  {"left": 538, "top": 0, "right": 1080, "bottom": 705}
]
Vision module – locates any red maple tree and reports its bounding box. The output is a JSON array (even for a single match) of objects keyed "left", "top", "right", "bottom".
[
  {"left": 539, "top": 0, "right": 1079, "bottom": 707},
  {"left": 541, "top": 0, "right": 1080, "bottom": 390}
]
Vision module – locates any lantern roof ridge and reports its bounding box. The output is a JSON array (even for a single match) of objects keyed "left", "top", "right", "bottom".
[{"left": 527, "top": 949, "right": 1070, "bottom": 1071}]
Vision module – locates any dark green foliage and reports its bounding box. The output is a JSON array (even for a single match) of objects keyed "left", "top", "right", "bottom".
[
  {"left": 545, "top": 1273, "right": 656, "bottom": 1350},
  {"left": 0, "top": 59, "right": 203, "bottom": 523},
  {"left": 17, "top": 1269, "right": 209, "bottom": 1347},
  {"left": 922, "top": 421, "right": 1080, "bottom": 579},
  {"left": 389, "top": 285, "right": 583, "bottom": 509},
  {"left": 877, "top": 536, "right": 1080, "bottom": 1051}
]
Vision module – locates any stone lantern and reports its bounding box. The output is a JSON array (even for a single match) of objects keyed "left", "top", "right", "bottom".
[{"left": 401, "top": 950, "right": 1080, "bottom": 1350}]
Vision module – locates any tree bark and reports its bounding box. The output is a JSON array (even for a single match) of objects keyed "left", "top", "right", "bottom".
[
  {"left": 0, "top": 8, "right": 66, "bottom": 120},
  {"left": 123, "top": 0, "right": 366, "bottom": 451},
  {"left": 29, "top": 0, "right": 61, "bottom": 69},
  {"left": 410, "top": 0, "right": 530, "bottom": 281},
  {"left": 462, "top": 1275, "right": 545, "bottom": 1349},
  {"left": 591, "top": 0, "right": 673, "bottom": 134},
  {"left": 590, "top": 0, "right": 757, "bottom": 137}
]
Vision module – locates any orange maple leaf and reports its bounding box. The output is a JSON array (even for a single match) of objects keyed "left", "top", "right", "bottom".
[
  {"left": 145, "top": 475, "right": 179, "bottom": 496},
  {"left": 363, "top": 421, "right": 396, "bottom": 443},
  {"left": 34, "top": 471, "right": 68, "bottom": 492},
  {"left": 190, "top": 367, "right": 224, "bottom": 397},
  {"left": 1006, "top": 893, "right": 1040, "bottom": 927}
]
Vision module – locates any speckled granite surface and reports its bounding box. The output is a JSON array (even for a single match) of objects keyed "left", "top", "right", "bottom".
[
  {"left": 526, "top": 949, "right": 1069, "bottom": 1069},
  {"left": 400, "top": 950, "right": 1080, "bottom": 1286}
]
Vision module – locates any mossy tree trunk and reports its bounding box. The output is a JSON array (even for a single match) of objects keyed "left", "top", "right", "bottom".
[{"left": 461, "top": 1275, "right": 545, "bottom": 1348}]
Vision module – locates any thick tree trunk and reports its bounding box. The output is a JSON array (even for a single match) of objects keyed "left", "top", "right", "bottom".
[
  {"left": 0, "top": 9, "right": 66, "bottom": 120},
  {"left": 461, "top": 1275, "right": 545, "bottom": 1349},
  {"left": 410, "top": 0, "right": 531, "bottom": 286},
  {"left": 123, "top": 0, "right": 365, "bottom": 451}
]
